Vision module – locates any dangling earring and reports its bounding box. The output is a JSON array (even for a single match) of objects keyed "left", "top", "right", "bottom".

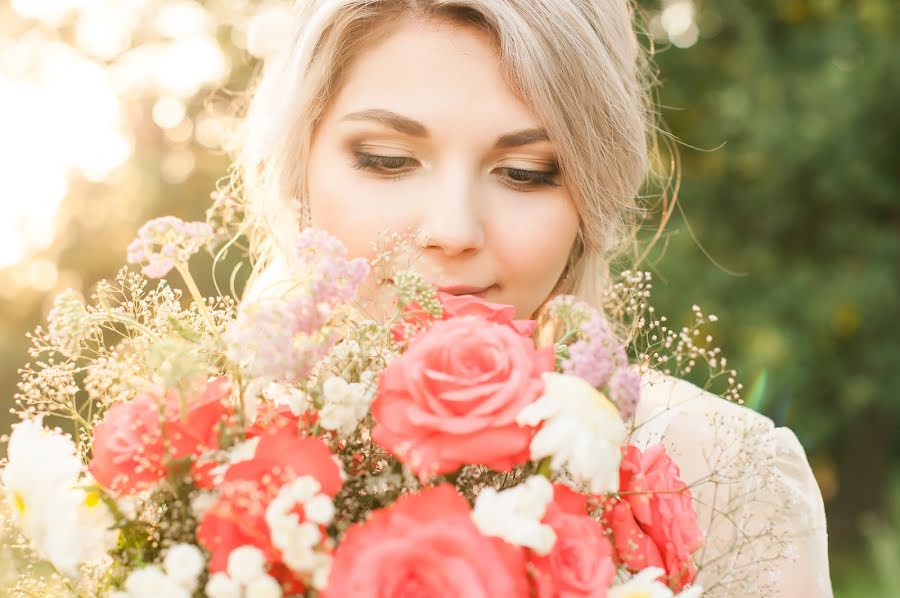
[{"left": 297, "top": 196, "right": 312, "bottom": 229}]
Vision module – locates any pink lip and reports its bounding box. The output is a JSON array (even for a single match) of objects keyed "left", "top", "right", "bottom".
[{"left": 437, "top": 284, "right": 495, "bottom": 297}]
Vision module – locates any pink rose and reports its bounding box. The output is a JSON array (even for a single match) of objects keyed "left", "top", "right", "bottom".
[
  {"left": 438, "top": 292, "right": 537, "bottom": 336},
  {"left": 529, "top": 484, "right": 616, "bottom": 598},
  {"left": 322, "top": 485, "right": 530, "bottom": 598},
  {"left": 373, "top": 315, "right": 555, "bottom": 479},
  {"left": 601, "top": 444, "right": 704, "bottom": 591},
  {"left": 392, "top": 292, "right": 536, "bottom": 342},
  {"left": 89, "top": 377, "right": 233, "bottom": 495}
]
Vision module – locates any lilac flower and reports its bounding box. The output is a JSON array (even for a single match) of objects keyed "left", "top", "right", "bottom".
[
  {"left": 609, "top": 366, "right": 641, "bottom": 421},
  {"left": 226, "top": 229, "right": 370, "bottom": 382},
  {"left": 127, "top": 216, "right": 213, "bottom": 279},
  {"left": 294, "top": 228, "right": 370, "bottom": 304},
  {"left": 561, "top": 312, "right": 628, "bottom": 388},
  {"left": 225, "top": 294, "right": 333, "bottom": 383}
]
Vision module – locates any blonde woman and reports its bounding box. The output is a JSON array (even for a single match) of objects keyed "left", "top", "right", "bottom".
[{"left": 234, "top": 1, "right": 833, "bottom": 595}]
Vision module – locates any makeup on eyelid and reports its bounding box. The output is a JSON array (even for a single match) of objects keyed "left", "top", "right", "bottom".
[{"left": 343, "top": 138, "right": 561, "bottom": 187}]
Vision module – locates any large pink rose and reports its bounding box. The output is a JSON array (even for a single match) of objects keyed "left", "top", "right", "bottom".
[
  {"left": 89, "top": 377, "right": 233, "bottom": 495},
  {"left": 529, "top": 484, "right": 616, "bottom": 598},
  {"left": 601, "top": 444, "right": 704, "bottom": 591},
  {"left": 321, "top": 485, "right": 530, "bottom": 598},
  {"left": 373, "top": 315, "right": 555, "bottom": 479}
]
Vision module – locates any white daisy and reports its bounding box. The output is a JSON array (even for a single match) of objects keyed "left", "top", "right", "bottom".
[{"left": 1, "top": 416, "right": 117, "bottom": 576}]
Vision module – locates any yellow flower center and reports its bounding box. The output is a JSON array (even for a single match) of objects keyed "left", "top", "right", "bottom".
[
  {"left": 83, "top": 490, "right": 101, "bottom": 508},
  {"left": 13, "top": 492, "right": 26, "bottom": 515}
]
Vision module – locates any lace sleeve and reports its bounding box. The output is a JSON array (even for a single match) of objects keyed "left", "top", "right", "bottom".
[{"left": 632, "top": 371, "right": 833, "bottom": 597}]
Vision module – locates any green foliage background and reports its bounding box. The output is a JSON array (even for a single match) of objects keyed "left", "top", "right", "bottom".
[
  {"left": 635, "top": 0, "right": 900, "bottom": 592},
  {"left": 0, "top": 0, "right": 897, "bottom": 593}
]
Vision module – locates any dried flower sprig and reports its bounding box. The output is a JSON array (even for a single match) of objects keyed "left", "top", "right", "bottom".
[{"left": 126, "top": 217, "right": 214, "bottom": 280}]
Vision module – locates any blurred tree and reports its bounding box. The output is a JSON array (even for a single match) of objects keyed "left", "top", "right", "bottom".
[{"left": 635, "top": 0, "right": 900, "bottom": 576}]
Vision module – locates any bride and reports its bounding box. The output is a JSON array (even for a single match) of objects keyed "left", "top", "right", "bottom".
[{"left": 233, "top": 0, "right": 832, "bottom": 595}]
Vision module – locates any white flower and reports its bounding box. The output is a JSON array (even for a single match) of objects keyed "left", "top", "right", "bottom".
[
  {"left": 263, "top": 381, "right": 310, "bottom": 416},
  {"left": 471, "top": 475, "right": 556, "bottom": 555},
  {"left": 124, "top": 565, "right": 190, "bottom": 598},
  {"left": 1, "top": 416, "right": 117, "bottom": 576},
  {"left": 245, "top": 574, "right": 283, "bottom": 598},
  {"left": 205, "top": 572, "right": 242, "bottom": 598},
  {"left": 608, "top": 568, "right": 671, "bottom": 598},
  {"left": 264, "top": 477, "right": 333, "bottom": 587},
  {"left": 72, "top": 484, "right": 119, "bottom": 567},
  {"left": 227, "top": 545, "right": 267, "bottom": 585},
  {"left": 305, "top": 494, "right": 336, "bottom": 524},
  {"left": 608, "top": 567, "right": 704, "bottom": 598},
  {"left": 517, "top": 373, "right": 627, "bottom": 494},
  {"left": 190, "top": 490, "right": 217, "bottom": 519},
  {"left": 163, "top": 543, "right": 205, "bottom": 591},
  {"left": 318, "top": 374, "right": 375, "bottom": 436}
]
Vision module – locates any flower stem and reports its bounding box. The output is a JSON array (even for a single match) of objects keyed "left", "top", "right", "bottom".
[
  {"left": 86, "top": 312, "right": 160, "bottom": 342},
  {"left": 537, "top": 457, "right": 553, "bottom": 480},
  {"left": 175, "top": 262, "right": 218, "bottom": 335}
]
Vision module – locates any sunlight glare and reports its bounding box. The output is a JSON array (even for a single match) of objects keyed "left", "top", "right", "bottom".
[{"left": 0, "top": 38, "right": 131, "bottom": 268}]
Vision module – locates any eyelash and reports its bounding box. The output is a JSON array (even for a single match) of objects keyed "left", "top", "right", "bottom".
[{"left": 350, "top": 152, "right": 561, "bottom": 190}]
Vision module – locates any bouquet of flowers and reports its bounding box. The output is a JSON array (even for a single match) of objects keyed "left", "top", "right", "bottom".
[{"left": 1, "top": 214, "right": 738, "bottom": 597}]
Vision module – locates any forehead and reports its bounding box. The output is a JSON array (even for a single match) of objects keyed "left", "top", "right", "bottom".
[{"left": 325, "top": 18, "right": 540, "bottom": 133}]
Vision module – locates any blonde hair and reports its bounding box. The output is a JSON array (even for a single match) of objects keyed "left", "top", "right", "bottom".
[{"left": 234, "top": 0, "right": 666, "bottom": 307}]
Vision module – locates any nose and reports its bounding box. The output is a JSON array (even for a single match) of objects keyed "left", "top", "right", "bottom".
[{"left": 417, "top": 171, "right": 485, "bottom": 257}]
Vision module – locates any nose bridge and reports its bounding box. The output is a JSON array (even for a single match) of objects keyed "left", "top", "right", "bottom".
[{"left": 420, "top": 159, "right": 485, "bottom": 255}]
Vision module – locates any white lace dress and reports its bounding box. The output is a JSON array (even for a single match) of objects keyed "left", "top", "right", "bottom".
[{"left": 632, "top": 370, "right": 833, "bottom": 597}]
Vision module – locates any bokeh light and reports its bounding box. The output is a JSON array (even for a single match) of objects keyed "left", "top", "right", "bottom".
[{"left": 0, "top": 0, "right": 256, "bottom": 272}]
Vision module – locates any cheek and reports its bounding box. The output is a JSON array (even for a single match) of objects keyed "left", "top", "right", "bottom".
[
  {"left": 489, "top": 195, "right": 579, "bottom": 306},
  {"left": 306, "top": 137, "right": 418, "bottom": 261}
]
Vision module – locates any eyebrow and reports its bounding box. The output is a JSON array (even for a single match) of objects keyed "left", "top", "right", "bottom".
[{"left": 340, "top": 108, "right": 551, "bottom": 149}]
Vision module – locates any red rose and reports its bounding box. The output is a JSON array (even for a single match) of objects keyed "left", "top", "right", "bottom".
[
  {"left": 196, "top": 431, "right": 342, "bottom": 593},
  {"left": 529, "top": 484, "right": 616, "bottom": 598},
  {"left": 373, "top": 315, "right": 555, "bottom": 479},
  {"left": 321, "top": 485, "right": 530, "bottom": 598},
  {"left": 392, "top": 292, "right": 536, "bottom": 342},
  {"left": 602, "top": 444, "right": 704, "bottom": 591},
  {"left": 89, "top": 377, "right": 233, "bottom": 495}
]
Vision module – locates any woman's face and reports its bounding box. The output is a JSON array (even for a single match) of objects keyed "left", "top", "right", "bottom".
[{"left": 307, "top": 18, "right": 580, "bottom": 318}]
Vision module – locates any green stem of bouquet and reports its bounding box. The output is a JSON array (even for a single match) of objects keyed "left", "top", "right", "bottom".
[
  {"left": 174, "top": 262, "right": 219, "bottom": 336},
  {"left": 537, "top": 457, "right": 553, "bottom": 480}
]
